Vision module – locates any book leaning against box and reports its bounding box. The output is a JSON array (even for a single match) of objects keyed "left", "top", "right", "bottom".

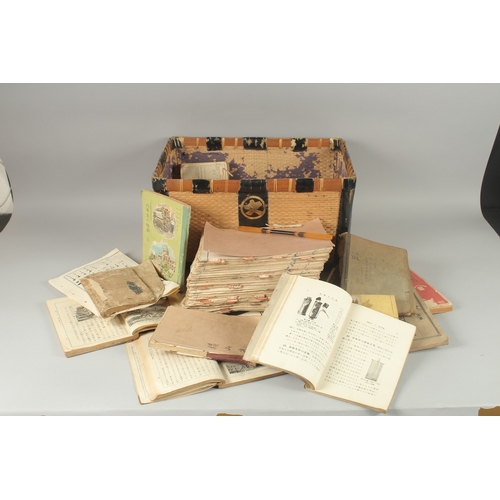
[{"left": 243, "top": 273, "right": 416, "bottom": 413}]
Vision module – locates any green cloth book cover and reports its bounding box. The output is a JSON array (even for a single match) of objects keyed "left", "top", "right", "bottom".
[{"left": 141, "top": 190, "right": 191, "bottom": 289}]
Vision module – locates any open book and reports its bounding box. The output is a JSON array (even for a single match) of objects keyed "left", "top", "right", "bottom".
[
  {"left": 126, "top": 332, "right": 283, "bottom": 404},
  {"left": 243, "top": 274, "right": 416, "bottom": 413},
  {"left": 46, "top": 297, "right": 167, "bottom": 357}
]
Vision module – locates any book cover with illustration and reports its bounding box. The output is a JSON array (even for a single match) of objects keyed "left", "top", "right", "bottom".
[{"left": 141, "top": 190, "right": 191, "bottom": 289}]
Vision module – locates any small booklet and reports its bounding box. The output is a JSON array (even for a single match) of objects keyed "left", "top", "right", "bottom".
[
  {"left": 126, "top": 332, "right": 284, "bottom": 404},
  {"left": 149, "top": 306, "right": 261, "bottom": 363},
  {"left": 48, "top": 248, "right": 179, "bottom": 318},
  {"left": 142, "top": 189, "right": 191, "bottom": 289},
  {"left": 243, "top": 273, "right": 416, "bottom": 413},
  {"left": 410, "top": 270, "right": 453, "bottom": 314},
  {"left": 46, "top": 297, "right": 167, "bottom": 357}
]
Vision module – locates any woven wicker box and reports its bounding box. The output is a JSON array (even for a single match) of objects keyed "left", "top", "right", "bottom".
[{"left": 152, "top": 136, "right": 356, "bottom": 262}]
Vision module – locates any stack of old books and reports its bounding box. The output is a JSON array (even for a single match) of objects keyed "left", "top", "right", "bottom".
[{"left": 181, "top": 219, "right": 334, "bottom": 313}]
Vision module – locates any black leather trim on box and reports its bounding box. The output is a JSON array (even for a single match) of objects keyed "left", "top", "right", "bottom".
[
  {"left": 152, "top": 177, "right": 167, "bottom": 195},
  {"left": 243, "top": 137, "right": 267, "bottom": 150},
  {"left": 338, "top": 178, "right": 356, "bottom": 236},
  {"left": 192, "top": 179, "right": 211, "bottom": 193},
  {"left": 292, "top": 138, "right": 307, "bottom": 152},
  {"left": 296, "top": 178, "right": 314, "bottom": 192},
  {"left": 206, "top": 137, "right": 222, "bottom": 151},
  {"left": 169, "top": 137, "right": 183, "bottom": 149},
  {"left": 331, "top": 138, "right": 341, "bottom": 151},
  {"left": 238, "top": 179, "right": 268, "bottom": 227}
]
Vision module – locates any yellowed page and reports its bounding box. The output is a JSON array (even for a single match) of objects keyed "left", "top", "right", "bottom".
[
  {"left": 126, "top": 333, "right": 224, "bottom": 403},
  {"left": 313, "top": 303, "right": 415, "bottom": 412},
  {"left": 244, "top": 274, "right": 353, "bottom": 387},
  {"left": 121, "top": 301, "right": 167, "bottom": 335},
  {"left": 218, "top": 362, "right": 284, "bottom": 387},
  {"left": 46, "top": 297, "right": 135, "bottom": 357},
  {"left": 401, "top": 292, "right": 450, "bottom": 352}
]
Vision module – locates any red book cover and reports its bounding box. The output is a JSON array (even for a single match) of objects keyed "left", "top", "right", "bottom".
[{"left": 410, "top": 270, "right": 453, "bottom": 314}]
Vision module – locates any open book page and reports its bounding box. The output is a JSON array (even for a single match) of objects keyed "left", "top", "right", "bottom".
[
  {"left": 244, "top": 274, "right": 353, "bottom": 388},
  {"left": 313, "top": 303, "right": 415, "bottom": 412},
  {"left": 121, "top": 301, "right": 167, "bottom": 335},
  {"left": 218, "top": 362, "right": 284, "bottom": 387},
  {"left": 48, "top": 249, "right": 139, "bottom": 316},
  {"left": 46, "top": 297, "right": 136, "bottom": 357},
  {"left": 126, "top": 333, "right": 225, "bottom": 404}
]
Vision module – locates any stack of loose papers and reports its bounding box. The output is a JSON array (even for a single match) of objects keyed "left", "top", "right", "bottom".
[{"left": 182, "top": 219, "right": 334, "bottom": 313}]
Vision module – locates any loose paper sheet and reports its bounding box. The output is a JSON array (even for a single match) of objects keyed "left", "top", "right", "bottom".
[{"left": 202, "top": 218, "right": 333, "bottom": 258}]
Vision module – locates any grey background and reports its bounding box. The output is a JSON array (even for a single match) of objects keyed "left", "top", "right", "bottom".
[{"left": 1, "top": 83, "right": 499, "bottom": 415}]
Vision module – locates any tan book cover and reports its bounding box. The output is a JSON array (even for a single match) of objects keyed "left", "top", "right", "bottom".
[
  {"left": 80, "top": 259, "right": 169, "bottom": 319},
  {"left": 401, "top": 291, "right": 450, "bottom": 352},
  {"left": 149, "top": 306, "right": 261, "bottom": 363},
  {"left": 338, "top": 233, "right": 416, "bottom": 316}
]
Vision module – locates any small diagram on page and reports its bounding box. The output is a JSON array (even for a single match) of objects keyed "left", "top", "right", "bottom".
[
  {"left": 153, "top": 203, "right": 176, "bottom": 238},
  {"left": 366, "top": 359, "right": 384, "bottom": 382},
  {"left": 297, "top": 296, "right": 330, "bottom": 320}
]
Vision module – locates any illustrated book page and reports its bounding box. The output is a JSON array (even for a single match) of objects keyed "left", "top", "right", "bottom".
[
  {"left": 149, "top": 306, "right": 261, "bottom": 363},
  {"left": 46, "top": 297, "right": 166, "bottom": 357},
  {"left": 311, "top": 301, "right": 415, "bottom": 413},
  {"left": 339, "top": 233, "right": 416, "bottom": 316},
  {"left": 142, "top": 189, "right": 191, "bottom": 288},
  {"left": 244, "top": 274, "right": 354, "bottom": 388},
  {"left": 126, "top": 333, "right": 283, "bottom": 404},
  {"left": 244, "top": 273, "right": 415, "bottom": 412}
]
